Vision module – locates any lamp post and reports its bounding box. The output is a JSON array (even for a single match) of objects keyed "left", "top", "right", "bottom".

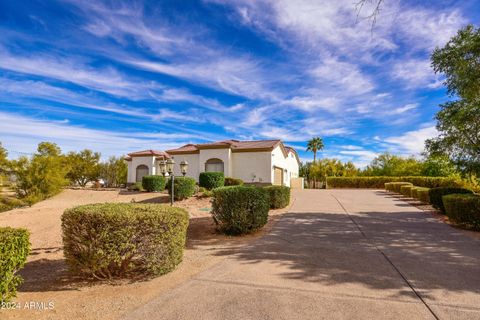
[
  {"left": 166, "top": 158, "right": 175, "bottom": 205},
  {"left": 159, "top": 160, "right": 167, "bottom": 177},
  {"left": 180, "top": 160, "right": 188, "bottom": 176}
]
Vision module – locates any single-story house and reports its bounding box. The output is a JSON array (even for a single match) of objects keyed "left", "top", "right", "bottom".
[{"left": 126, "top": 139, "right": 301, "bottom": 187}]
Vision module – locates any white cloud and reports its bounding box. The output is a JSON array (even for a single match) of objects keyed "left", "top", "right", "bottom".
[
  {"left": 0, "top": 111, "right": 203, "bottom": 158},
  {"left": 391, "top": 59, "right": 442, "bottom": 89},
  {"left": 389, "top": 103, "right": 418, "bottom": 115},
  {"left": 384, "top": 125, "right": 438, "bottom": 155}
]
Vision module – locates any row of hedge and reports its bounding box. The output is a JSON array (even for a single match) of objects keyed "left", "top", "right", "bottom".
[
  {"left": 328, "top": 176, "right": 463, "bottom": 189},
  {"left": 199, "top": 172, "right": 244, "bottom": 190},
  {"left": 385, "top": 183, "right": 479, "bottom": 231},
  {"left": 1, "top": 227, "right": 30, "bottom": 303}
]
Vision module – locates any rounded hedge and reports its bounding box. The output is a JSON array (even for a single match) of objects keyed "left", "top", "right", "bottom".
[
  {"left": 428, "top": 187, "right": 474, "bottom": 213},
  {"left": 224, "top": 177, "right": 244, "bottom": 186},
  {"left": 211, "top": 186, "right": 269, "bottom": 235},
  {"left": 416, "top": 187, "right": 431, "bottom": 203},
  {"left": 199, "top": 172, "right": 225, "bottom": 190},
  {"left": 264, "top": 185, "right": 290, "bottom": 209},
  {"left": 166, "top": 176, "right": 196, "bottom": 200},
  {"left": 443, "top": 194, "right": 480, "bottom": 230},
  {"left": 390, "top": 182, "right": 413, "bottom": 193},
  {"left": 62, "top": 203, "right": 189, "bottom": 279},
  {"left": 142, "top": 175, "right": 167, "bottom": 192},
  {"left": 0, "top": 227, "right": 30, "bottom": 302}
]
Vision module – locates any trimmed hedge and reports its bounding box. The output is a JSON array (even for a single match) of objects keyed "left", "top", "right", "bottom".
[
  {"left": 128, "top": 182, "right": 144, "bottom": 191},
  {"left": 327, "top": 176, "right": 463, "bottom": 189},
  {"left": 390, "top": 182, "right": 413, "bottom": 193},
  {"left": 416, "top": 187, "right": 431, "bottom": 203},
  {"left": 0, "top": 227, "right": 30, "bottom": 302},
  {"left": 199, "top": 172, "right": 225, "bottom": 190},
  {"left": 224, "top": 177, "right": 244, "bottom": 186},
  {"left": 142, "top": 175, "right": 167, "bottom": 192},
  {"left": 264, "top": 186, "right": 290, "bottom": 209},
  {"left": 428, "top": 187, "right": 474, "bottom": 213},
  {"left": 211, "top": 186, "right": 269, "bottom": 235},
  {"left": 62, "top": 203, "right": 189, "bottom": 279},
  {"left": 443, "top": 194, "right": 480, "bottom": 230},
  {"left": 400, "top": 185, "right": 414, "bottom": 197},
  {"left": 166, "top": 176, "right": 196, "bottom": 200}
]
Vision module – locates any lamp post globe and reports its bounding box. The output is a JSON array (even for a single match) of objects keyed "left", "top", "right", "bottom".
[{"left": 180, "top": 160, "right": 188, "bottom": 176}]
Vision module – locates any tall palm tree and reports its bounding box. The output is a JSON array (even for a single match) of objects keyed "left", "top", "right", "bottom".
[{"left": 306, "top": 137, "right": 324, "bottom": 163}]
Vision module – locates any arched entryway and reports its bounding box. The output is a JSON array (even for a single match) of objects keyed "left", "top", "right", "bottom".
[
  {"left": 136, "top": 165, "right": 149, "bottom": 182},
  {"left": 205, "top": 158, "right": 224, "bottom": 173}
]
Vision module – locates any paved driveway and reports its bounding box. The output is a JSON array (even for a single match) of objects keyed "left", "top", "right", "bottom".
[{"left": 123, "top": 189, "right": 480, "bottom": 320}]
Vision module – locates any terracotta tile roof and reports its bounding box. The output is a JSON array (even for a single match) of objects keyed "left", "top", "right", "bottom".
[
  {"left": 127, "top": 150, "right": 171, "bottom": 158},
  {"left": 167, "top": 139, "right": 283, "bottom": 153}
]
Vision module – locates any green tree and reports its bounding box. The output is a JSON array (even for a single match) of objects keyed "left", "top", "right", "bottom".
[
  {"left": 362, "top": 153, "right": 423, "bottom": 176},
  {"left": 11, "top": 142, "right": 68, "bottom": 200},
  {"left": 99, "top": 156, "right": 127, "bottom": 187},
  {"left": 421, "top": 155, "right": 458, "bottom": 177},
  {"left": 67, "top": 149, "right": 101, "bottom": 187},
  {"left": 306, "top": 137, "right": 324, "bottom": 163},
  {"left": 0, "top": 142, "right": 9, "bottom": 187}
]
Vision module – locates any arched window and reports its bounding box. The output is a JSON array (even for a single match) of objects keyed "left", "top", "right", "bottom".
[
  {"left": 136, "top": 165, "right": 149, "bottom": 182},
  {"left": 205, "top": 158, "right": 224, "bottom": 173}
]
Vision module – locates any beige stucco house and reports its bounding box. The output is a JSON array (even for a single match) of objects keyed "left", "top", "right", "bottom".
[{"left": 126, "top": 139, "right": 301, "bottom": 187}]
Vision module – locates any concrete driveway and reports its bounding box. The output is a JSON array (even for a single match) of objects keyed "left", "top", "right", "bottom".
[{"left": 123, "top": 189, "right": 480, "bottom": 320}]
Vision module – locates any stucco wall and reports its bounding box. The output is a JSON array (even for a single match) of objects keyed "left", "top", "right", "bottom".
[
  {"left": 271, "top": 146, "right": 300, "bottom": 187},
  {"left": 199, "top": 148, "right": 232, "bottom": 177},
  {"left": 171, "top": 153, "right": 200, "bottom": 181},
  {"left": 127, "top": 156, "right": 157, "bottom": 183},
  {"left": 231, "top": 151, "right": 272, "bottom": 183}
]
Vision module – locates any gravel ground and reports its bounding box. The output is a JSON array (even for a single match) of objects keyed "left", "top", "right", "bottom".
[{"left": 0, "top": 189, "right": 291, "bottom": 320}]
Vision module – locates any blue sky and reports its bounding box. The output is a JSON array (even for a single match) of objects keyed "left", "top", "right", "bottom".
[{"left": 0, "top": 0, "right": 479, "bottom": 166}]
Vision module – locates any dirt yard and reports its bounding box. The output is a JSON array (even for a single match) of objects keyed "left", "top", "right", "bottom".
[{"left": 0, "top": 189, "right": 292, "bottom": 320}]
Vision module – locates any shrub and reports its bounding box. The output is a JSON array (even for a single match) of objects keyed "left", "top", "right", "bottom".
[
  {"left": 416, "top": 188, "right": 431, "bottom": 203},
  {"left": 443, "top": 194, "right": 480, "bottom": 230},
  {"left": 385, "top": 182, "right": 394, "bottom": 192},
  {"left": 0, "top": 227, "right": 30, "bottom": 302},
  {"left": 62, "top": 203, "right": 189, "bottom": 279},
  {"left": 128, "top": 182, "right": 144, "bottom": 192},
  {"left": 166, "top": 177, "right": 196, "bottom": 200},
  {"left": 327, "top": 176, "right": 463, "bottom": 189},
  {"left": 142, "top": 175, "right": 167, "bottom": 192},
  {"left": 224, "top": 177, "right": 244, "bottom": 186},
  {"left": 199, "top": 172, "right": 225, "bottom": 190},
  {"left": 390, "top": 182, "right": 413, "bottom": 193},
  {"left": 211, "top": 186, "right": 269, "bottom": 235},
  {"left": 400, "top": 185, "right": 414, "bottom": 197},
  {"left": 264, "top": 186, "right": 290, "bottom": 209},
  {"left": 429, "top": 187, "right": 474, "bottom": 213}
]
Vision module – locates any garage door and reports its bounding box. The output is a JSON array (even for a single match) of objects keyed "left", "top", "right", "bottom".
[{"left": 273, "top": 167, "right": 283, "bottom": 186}]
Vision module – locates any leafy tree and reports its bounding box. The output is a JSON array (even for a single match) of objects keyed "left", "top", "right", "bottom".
[
  {"left": 362, "top": 153, "right": 423, "bottom": 176},
  {"left": 0, "top": 142, "right": 9, "bottom": 187},
  {"left": 308, "top": 159, "right": 359, "bottom": 180},
  {"left": 426, "top": 25, "right": 480, "bottom": 176},
  {"left": 11, "top": 142, "right": 68, "bottom": 199},
  {"left": 99, "top": 156, "right": 127, "bottom": 187},
  {"left": 421, "top": 155, "right": 459, "bottom": 177},
  {"left": 306, "top": 137, "right": 324, "bottom": 163},
  {"left": 66, "top": 149, "right": 101, "bottom": 187}
]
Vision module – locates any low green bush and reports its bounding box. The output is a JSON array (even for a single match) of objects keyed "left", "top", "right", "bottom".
[
  {"left": 428, "top": 187, "right": 474, "bottom": 213},
  {"left": 327, "top": 176, "right": 463, "bottom": 189},
  {"left": 416, "top": 187, "right": 431, "bottom": 203},
  {"left": 224, "top": 177, "right": 244, "bottom": 186},
  {"left": 128, "top": 182, "right": 144, "bottom": 191},
  {"left": 390, "top": 182, "right": 413, "bottom": 193},
  {"left": 166, "top": 177, "right": 196, "bottom": 200},
  {"left": 211, "top": 186, "right": 269, "bottom": 235},
  {"left": 142, "top": 175, "right": 167, "bottom": 192},
  {"left": 443, "top": 194, "right": 480, "bottom": 230},
  {"left": 264, "top": 185, "right": 290, "bottom": 209},
  {"left": 0, "top": 227, "right": 30, "bottom": 303},
  {"left": 400, "top": 185, "right": 414, "bottom": 197},
  {"left": 199, "top": 172, "right": 225, "bottom": 190},
  {"left": 384, "top": 182, "right": 394, "bottom": 192},
  {"left": 62, "top": 203, "right": 189, "bottom": 279}
]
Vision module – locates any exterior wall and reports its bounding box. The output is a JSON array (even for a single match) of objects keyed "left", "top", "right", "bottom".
[
  {"left": 231, "top": 151, "right": 272, "bottom": 183},
  {"left": 270, "top": 146, "right": 300, "bottom": 187},
  {"left": 199, "top": 148, "right": 232, "bottom": 178},
  {"left": 127, "top": 156, "right": 157, "bottom": 183},
  {"left": 171, "top": 153, "right": 200, "bottom": 181}
]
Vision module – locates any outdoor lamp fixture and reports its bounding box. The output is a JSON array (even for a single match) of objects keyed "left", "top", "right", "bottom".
[
  {"left": 166, "top": 158, "right": 175, "bottom": 206},
  {"left": 159, "top": 160, "right": 167, "bottom": 177},
  {"left": 180, "top": 160, "right": 188, "bottom": 176}
]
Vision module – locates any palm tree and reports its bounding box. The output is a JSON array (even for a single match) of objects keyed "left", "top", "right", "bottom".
[{"left": 306, "top": 137, "right": 324, "bottom": 163}]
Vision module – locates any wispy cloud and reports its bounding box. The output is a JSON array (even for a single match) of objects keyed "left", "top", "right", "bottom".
[{"left": 384, "top": 125, "right": 438, "bottom": 155}]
